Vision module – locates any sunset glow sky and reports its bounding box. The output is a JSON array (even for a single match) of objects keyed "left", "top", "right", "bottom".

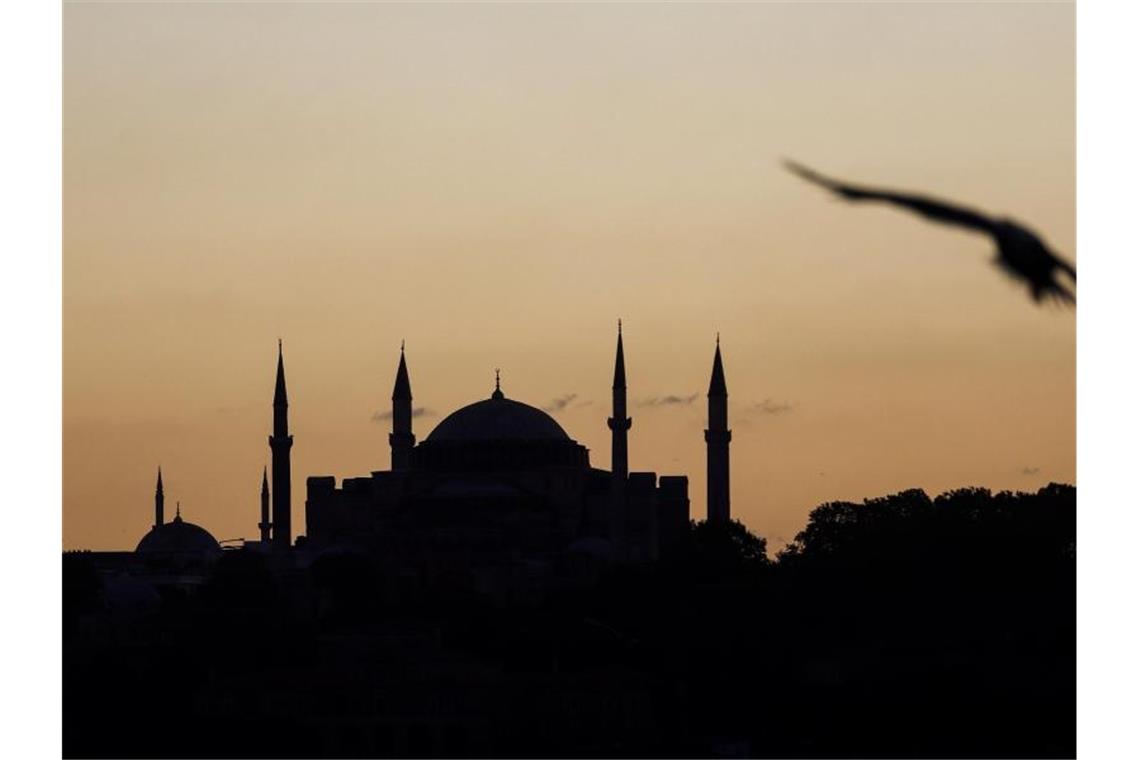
[{"left": 64, "top": 1, "right": 1074, "bottom": 551}]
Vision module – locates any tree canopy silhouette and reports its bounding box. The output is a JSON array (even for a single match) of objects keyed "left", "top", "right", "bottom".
[{"left": 64, "top": 483, "right": 1074, "bottom": 758}]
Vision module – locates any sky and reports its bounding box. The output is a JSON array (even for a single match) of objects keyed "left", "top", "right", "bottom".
[{"left": 63, "top": 1, "right": 1074, "bottom": 552}]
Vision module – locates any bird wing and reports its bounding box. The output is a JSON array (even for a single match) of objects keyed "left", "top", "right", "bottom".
[{"left": 784, "top": 160, "right": 997, "bottom": 234}]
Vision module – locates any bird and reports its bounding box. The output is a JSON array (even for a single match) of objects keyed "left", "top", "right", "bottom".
[{"left": 784, "top": 160, "right": 1076, "bottom": 305}]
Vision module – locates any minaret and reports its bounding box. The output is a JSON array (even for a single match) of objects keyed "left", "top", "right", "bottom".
[
  {"left": 154, "top": 467, "right": 164, "bottom": 528},
  {"left": 607, "top": 320, "right": 631, "bottom": 482},
  {"left": 390, "top": 341, "right": 415, "bottom": 471},
  {"left": 705, "top": 334, "right": 731, "bottom": 524},
  {"left": 258, "top": 466, "right": 271, "bottom": 543},
  {"left": 269, "top": 340, "right": 293, "bottom": 549}
]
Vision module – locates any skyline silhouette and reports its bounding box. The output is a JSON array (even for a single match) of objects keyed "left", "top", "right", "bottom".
[
  {"left": 64, "top": 1, "right": 1074, "bottom": 554},
  {"left": 63, "top": 322, "right": 1074, "bottom": 757},
  {"left": 64, "top": 317, "right": 1073, "bottom": 555},
  {"left": 58, "top": 2, "right": 1078, "bottom": 757}
]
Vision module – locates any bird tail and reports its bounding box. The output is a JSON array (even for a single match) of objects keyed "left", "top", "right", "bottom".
[
  {"left": 1055, "top": 283, "right": 1076, "bottom": 305},
  {"left": 1036, "top": 282, "right": 1076, "bottom": 307}
]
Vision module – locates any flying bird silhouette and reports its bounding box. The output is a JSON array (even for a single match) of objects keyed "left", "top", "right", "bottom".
[{"left": 784, "top": 160, "right": 1076, "bottom": 305}]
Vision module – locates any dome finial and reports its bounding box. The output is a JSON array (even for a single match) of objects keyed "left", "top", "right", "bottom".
[
  {"left": 175, "top": 501, "right": 182, "bottom": 522},
  {"left": 492, "top": 368, "right": 504, "bottom": 400}
]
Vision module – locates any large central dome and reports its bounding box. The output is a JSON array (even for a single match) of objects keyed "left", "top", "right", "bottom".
[{"left": 426, "top": 391, "right": 571, "bottom": 443}]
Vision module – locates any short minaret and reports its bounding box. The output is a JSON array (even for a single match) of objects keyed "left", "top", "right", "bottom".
[
  {"left": 705, "top": 334, "right": 732, "bottom": 524},
  {"left": 269, "top": 340, "right": 293, "bottom": 549},
  {"left": 607, "top": 320, "right": 631, "bottom": 482},
  {"left": 258, "top": 466, "right": 271, "bottom": 543},
  {"left": 390, "top": 342, "right": 415, "bottom": 471},
  {"left": 154, "top": 467, "right": 165, "bottom": 528}
]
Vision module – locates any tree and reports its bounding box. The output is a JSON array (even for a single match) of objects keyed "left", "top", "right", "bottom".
[{"left": 665, "top": 518, "right": 770, "bottom": 584}]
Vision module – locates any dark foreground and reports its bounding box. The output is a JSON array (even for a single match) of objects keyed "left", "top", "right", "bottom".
[{"left": 64, "top": 484, "right": 1074, "bottom": 758}]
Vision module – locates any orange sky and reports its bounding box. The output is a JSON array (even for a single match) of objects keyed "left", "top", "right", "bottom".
[{"left": 63, "top": 1, "right": 1074, "bottom": 551}]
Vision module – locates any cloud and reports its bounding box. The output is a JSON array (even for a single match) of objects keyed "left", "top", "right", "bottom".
[
  {"left": 1020, "top": 466, "right": 1041, "bottom": 476},
  {"left": 542, "top": 393, "right": 578, "bottom": 413},
  {"left": 372, "top": 407, "right": 433, "bottom": 422},
  {"left": 638, "top": 393, "right": 699, "bottom": 408},
  {"left": 754, "top": 398, "right": 794, "bottom": 415}
]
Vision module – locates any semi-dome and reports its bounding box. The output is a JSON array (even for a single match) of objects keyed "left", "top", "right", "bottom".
[
  {"left": 426, "top": 391, "right": 571, "bottom": 443},
  {"left": 136, "top": 513, "right": 222, "bottom": 556}
]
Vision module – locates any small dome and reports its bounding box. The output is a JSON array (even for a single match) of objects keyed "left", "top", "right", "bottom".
[
  {"left": 136, "top": 514, "right": 221, "bottom": 556},
  {"left": 426, "top": 394, "right": 571, "bottom": 443}
]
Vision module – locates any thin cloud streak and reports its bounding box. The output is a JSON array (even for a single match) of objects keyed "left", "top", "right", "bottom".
[
  {"left": 372, "top": 407, "right": 433, "bottom": 422},
  {"left": 638, "top": 393, "right": 699, "bottom": 408},
  {"left": 542, "top": 393, "right": 578, "bottom": 413},
  {"left": 755, "top": 398, "right": 795, "bottom": 415}
]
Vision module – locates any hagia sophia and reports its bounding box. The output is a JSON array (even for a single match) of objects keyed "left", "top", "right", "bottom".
[{"left": 119, "top": 325, "right": 734, "bottom": 595}]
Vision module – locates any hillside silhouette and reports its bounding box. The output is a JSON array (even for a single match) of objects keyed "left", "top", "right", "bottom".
[{"left": 64, "top": 483, "right": 1074, "bottom": 758}]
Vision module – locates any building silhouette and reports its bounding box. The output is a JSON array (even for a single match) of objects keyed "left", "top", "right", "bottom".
[
  {"left": 108, "top": 327, "right": 734, "bottom": 597},
  {"left": 290, "top": 326, "right": 730, "bottom": 593},
  {"left": 131, "top": 481, "right": 222, "bottom": 586}
]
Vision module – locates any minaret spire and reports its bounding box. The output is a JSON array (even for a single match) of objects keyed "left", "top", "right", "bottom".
[
  {"left": 269, "top": 341, "right": 293, "bottom": 549},
  {"left": 390, "top": 343, "right": 415, "bottom": 472},
  {"left": 607, "top": 319, "right": 631, "bottom": 481},
  {"left": 705, "top": 335, "right": 731, "bottom": 524},
  {"left": 709, "top": 337, "right": 727, "bottom": 397},
  {"left": 607, "top": 321, "right": 633, "bottom": 562},
  {"left": 154, "top": 466, "right": 165, "bottom": 528},
  {"left": 258, "top": 466, "right": 271, "bottom": 543},
  {"left": 274, "top": 339, "right": 288, "bottom": 407}
]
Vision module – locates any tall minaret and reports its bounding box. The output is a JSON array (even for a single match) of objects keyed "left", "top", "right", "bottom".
[
  {"left": 269, "top": 340, "right": 293, "bottom": 549},
  {"left": 607, "top": 320, "right": 631, "bottom": 482},
  {"left": 154, "top": 467, "right": 165, "bottom": 528},
  {"left": 705, "top": 334, "right": 731, "bottom": 524},
  {"left": 258, "top": 466, "right": 271, "bottom": 543},
  {"left": 390, "top": 341, "right": 415, "bottom": 472}
]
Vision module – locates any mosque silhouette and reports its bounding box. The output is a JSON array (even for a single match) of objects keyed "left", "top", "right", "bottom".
[{"left": 132, "top": 325, "right": 733, "bottom": 596}]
